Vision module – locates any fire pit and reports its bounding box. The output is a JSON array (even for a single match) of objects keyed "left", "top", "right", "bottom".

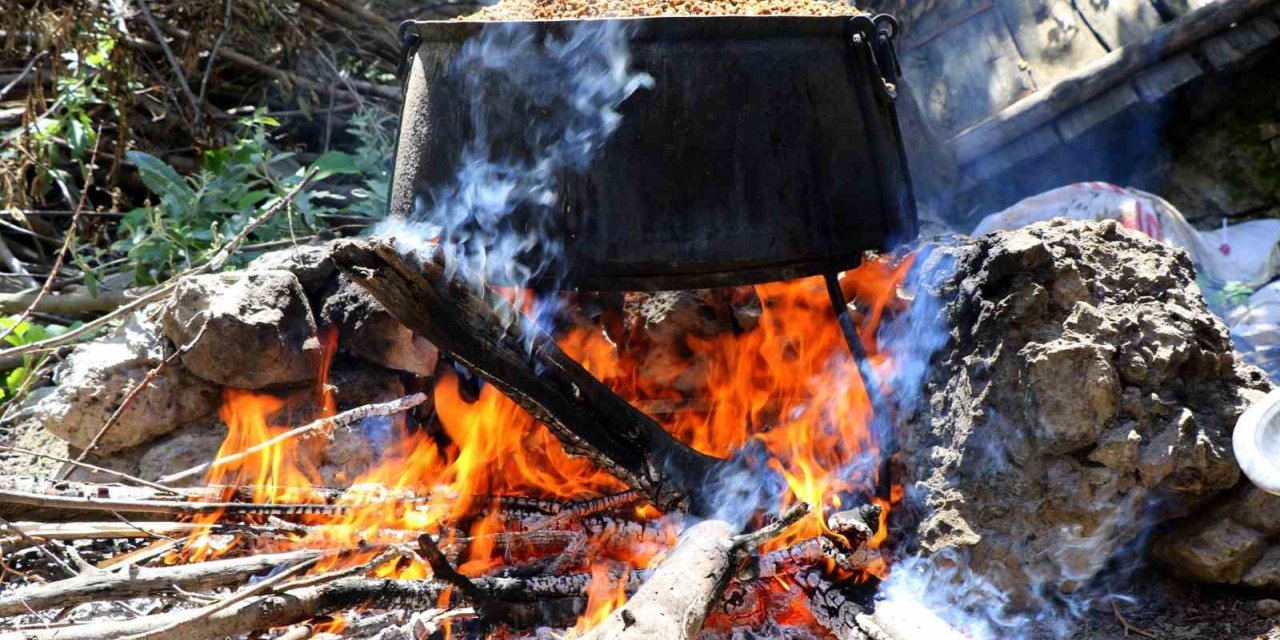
[{"left": 15, "top": 3, "right": 1275, "bottom": 639}]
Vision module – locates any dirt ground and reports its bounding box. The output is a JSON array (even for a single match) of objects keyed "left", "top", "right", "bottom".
[{"left": 1026, "top": 571, "right": 1280, "bottom": 640}]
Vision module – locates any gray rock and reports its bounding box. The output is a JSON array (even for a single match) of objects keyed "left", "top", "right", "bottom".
[
  {"left": 1233, "top": 485, "right": 1280, "bottom": 535},
  {"left": 1023, "top": 340, "right": 1119, "bottom": 453},
  {"left": 1243, "top": 549, "right": 1280, "bottom": 590},
  {"left": 322, "top": 278, "right": 438, "bottom": 377},
  {"left": 1155, "top": 518, "right": 1266, "bottom": 583},
  {"left": 137, "top": 422, "right": 227, "bottom": 486},
  {"left": 163, "top": 271, "right": 323, "bottom": 389},
  {"left": 33, "top": 311, "right": 220, "bottom": 454},
  {"left": 320, "top": 361, "right": 406, "bottom": 486},
  {"left": 246, "top": 243, "right": 336, "bottom": 295},
  {"left": 1255, "top": 599, "right": 1280, "bottom": 618},
  {"left": 904, "top": 220, "right": 1265, "bottom": 607}
]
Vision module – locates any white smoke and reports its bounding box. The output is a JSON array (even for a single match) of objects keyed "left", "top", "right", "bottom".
[{"left": 382, "top": 20, "right": 652, "bottom": 303}]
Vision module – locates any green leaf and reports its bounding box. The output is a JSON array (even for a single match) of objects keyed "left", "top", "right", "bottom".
[
  {"left": 310, "top": 151, "right": 359, "bottom": 180},
  {"left": 129, "top": 151, "right": 197, "bottom": 208},
  {"left": 236, "top": 189, "right": 272, "bottom": 210},
  {"left": 6, "top": 367, "right": 26, "bottom": 393}
]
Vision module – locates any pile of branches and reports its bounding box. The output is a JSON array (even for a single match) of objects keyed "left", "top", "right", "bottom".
[
  {"left": 0, "top": 0, "right": 429, "bottom": 209},
  {"left": 0, "top": 469, "right": 881, "bottom": 638}
]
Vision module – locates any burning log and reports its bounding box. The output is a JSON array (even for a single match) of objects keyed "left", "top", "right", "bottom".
[
  {"left": 579, "top": 504, "right": 810, "bottom": 640},
  {"left": 331, "top": 238, "right": 745, "bottom": 515},
  {"left": 577, "top": 519, "right": 735, "bottom": 640}
]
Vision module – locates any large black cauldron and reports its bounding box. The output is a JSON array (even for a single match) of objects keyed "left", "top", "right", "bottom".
[{"left": 389, "top": 14, "right": 915, "bottom": 291}]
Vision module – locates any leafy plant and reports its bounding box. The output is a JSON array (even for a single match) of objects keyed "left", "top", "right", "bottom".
[
  {"left": 0, "top": 316, "right": 73, "bottom": 406},
  {"left": 341, "top": 107, "right": 396, "bottom": 220},
  {"left": 3, "top": 20, "right": 122, "bottom": 207},
  {"left": 112, "top": 111, "right": 359, "bottom": 284}
]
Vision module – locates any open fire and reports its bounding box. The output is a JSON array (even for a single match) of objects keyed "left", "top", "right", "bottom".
[{"left": 161, "top": 256, "right": 912, "bottom": 638}]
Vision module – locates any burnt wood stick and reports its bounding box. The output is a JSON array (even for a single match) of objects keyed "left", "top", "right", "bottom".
[
  {"left": 579, "top": 519, "right": 736, "bottom": 640},
  {"left": 330, "top": 238, "right": 732, "bottom": 515},
  {"left": 797, "top": 569, "right": 969, "bottom": 640},
  {"left": 0, "top": 573, "right": 645, "bottom": 640},
  {"left": 0, "top": 486, "right": 373, "bottom": 518},
  {"left": 797, "top": 569, "right": 870, "bottom": 640},
  {"left": 0, "top": 549, "right": 323, "bottom": 618}
]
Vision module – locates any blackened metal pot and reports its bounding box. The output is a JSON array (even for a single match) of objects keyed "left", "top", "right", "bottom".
[{"left": 390, "top": 14, "right": 916, "bottom": 291}]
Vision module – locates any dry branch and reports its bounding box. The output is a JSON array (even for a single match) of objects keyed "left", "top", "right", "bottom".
[
  {"left": 0, "top": 520, "right": 278, "bottom": 545},
  {"left": 330, "top": 238, "right": 736, "bottom": 515},
  {"left": 0, "top": 549, "right": 322, "bottom": 617},
  {"left": 0, "top": 485, "right": 363, "bottom": 519},
  {"left": 1, "top": 572, "right": 622, "bottom": 640}
]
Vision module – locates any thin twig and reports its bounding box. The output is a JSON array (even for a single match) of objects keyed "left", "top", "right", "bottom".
[
  {"left": 0, "top": 515, "right": 78, "bottom": 577},
  {"left": 158, "top": 391, "right": 427, "bottom": 484},
  {"left": 132, "top": 0, "right": 199, "bottom": 128},
  {"left": 0, "top": 50, "right": 46, "bottom": 99},
  {"left": 276, "top": 546, "right": 408, "bottom": 592},
  {"left": 196, "top": 0, "right": 234, "bottom": 124},
  {"left": 731, "top": 502, "right": 812, "bottom": 550},
  {"left": 122, "top": 555, "right": 321, "bottom": 640},
  {"left": 0, "top": 445, "right": 178, "bottom": 494},
  {"left": 0, "top": 125, "right": 99, "bottom": 345},
  {"left": 1111, "top": 600, "right": 1157, "bottom": 639},
  {"left": 0, "top": 234, "right": 36, "bottom": 289},
  {"left": 417, "top": 533, "right": 481, "bottom": 601}
]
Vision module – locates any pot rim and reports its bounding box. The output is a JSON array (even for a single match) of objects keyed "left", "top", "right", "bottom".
[{"left": 403, "top": 14, "right": 866, "bottom": 42}]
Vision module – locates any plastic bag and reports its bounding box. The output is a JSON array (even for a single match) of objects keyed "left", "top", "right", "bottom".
[{"left": 971, "top": 182, "right": 1280, "bottom": 288}]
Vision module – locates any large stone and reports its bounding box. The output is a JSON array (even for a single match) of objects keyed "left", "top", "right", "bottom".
[
  {"left": 163, "top": 271, "right": 323, "bottom": 389},
  {"left": 1155, "top": 518, "right": 1267, "bottom": 583},
  {"left": 1022, "top": 340, "right": 1119, "bottom": 453},
  {"left": 1243, "top": 548, "right": 1280, "bottom": 589},
  {"left": 246, "top": 242, "right": 336, "bottom": 295},
  {"left": 902, "top": 219, "right": 1267, "bottom": 607},
  {"left": 32, "top": 311, "right": 220, "bottom": 454},
  {"left": 322, "top": 278, "right": 438, "bottom": 377}
]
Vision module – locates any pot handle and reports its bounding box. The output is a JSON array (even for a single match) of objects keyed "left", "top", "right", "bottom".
[
  {"left": 847, "top": 14, "right": 901, "bottom": 103},
  {"left": 397, "top": 21, "right": 422, "bottom": 85}
]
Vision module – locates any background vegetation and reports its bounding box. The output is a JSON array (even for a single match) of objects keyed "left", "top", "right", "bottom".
[{"left": 0, "top": 0, "right": 484, "bottom": 413}]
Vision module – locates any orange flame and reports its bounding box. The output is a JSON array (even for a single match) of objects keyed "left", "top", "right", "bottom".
[
  {"left": 569, "top": 564, "right": 628, "bottom": 637},
  {"left": 181, "top": 254, "right": 912, "bottom": 633}
]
